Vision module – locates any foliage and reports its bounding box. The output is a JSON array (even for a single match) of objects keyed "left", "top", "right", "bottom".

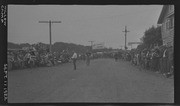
[
  {"left": 138, "top": 25, "right": 163, "bottom": 50},
  {"left": 52, "top": 42, "right": 90, "bottom": 54},
  {"left": 8, "top": 41, "right": 118, "bottom": 54},
  {"left": 8, "top": 42, "right": 91, "bottom": 54}
]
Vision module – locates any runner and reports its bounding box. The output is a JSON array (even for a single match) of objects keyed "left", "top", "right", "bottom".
[
  {"left": 86, "top": 51, "right": 91, "bottom": 66},
  {"left": 71, "top": 51, "right": 77, "bottom": 70},
  {"left": 114, "top": 52, "right": 118, "bottom": 62}
]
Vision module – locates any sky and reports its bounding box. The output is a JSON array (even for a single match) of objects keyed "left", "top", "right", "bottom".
[{"left": 8, "top": 5, "right": 163, "bottom": 49}]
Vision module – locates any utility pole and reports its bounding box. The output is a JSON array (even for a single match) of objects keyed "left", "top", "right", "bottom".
[
  {"left": 122, "top": 26, "right": 130, "bottom": 50},
  {"left": 39, "top": 20, "right": 61, "bottom": 53},
  {"left": 88, "top": 41, "right": 94, "bottom": 51}
]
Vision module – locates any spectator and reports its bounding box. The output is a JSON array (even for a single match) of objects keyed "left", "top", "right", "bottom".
[
  {"left": 151, "top": 48, "right": 160, "bottom": 72},
  {"left": 165, "top": 46, "right": 174, "bottom": 77},
  {"left": 162, "top": 45, "right": 168, "bottom": 76}
]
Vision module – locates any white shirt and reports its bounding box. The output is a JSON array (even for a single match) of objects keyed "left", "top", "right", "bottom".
[
  {"left": 72, "top": 53, "right": 77, "bottom": 59},
  {"left": 163, "top": 49, "right": 167, "bottom": 57}
]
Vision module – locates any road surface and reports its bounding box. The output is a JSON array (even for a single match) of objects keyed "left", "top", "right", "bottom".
[{"left": 8, "top": 59, "right": 174, "bottom": 103}]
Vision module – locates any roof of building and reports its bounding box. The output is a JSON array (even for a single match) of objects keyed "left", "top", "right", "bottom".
[{"left": 157, "top": 5, "right": 169, "bottom": 24}]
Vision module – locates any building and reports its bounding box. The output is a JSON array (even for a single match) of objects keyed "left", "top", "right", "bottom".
[
  {"left": 92, "top": 42, "right": 105, "bottom": 50},
  {"left": 157, "top": 5, "right": 174, "bottom": 46},
  {"left": 128, "top": 42, "right": 142, "bottom": 49}
]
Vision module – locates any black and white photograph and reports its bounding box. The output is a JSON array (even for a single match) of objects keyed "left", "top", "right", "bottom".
[{"left": 7, "top": 5, "right": 174, "bottom": 103}]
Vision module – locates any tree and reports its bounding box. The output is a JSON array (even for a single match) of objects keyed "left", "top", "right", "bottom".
[
  {"left": 8, "top": 42, "right": 21, "bottom": 49},
  {"left": 141, "top": 25, "right": 163, "bottom": 48},
  {"left": 52, "top": 42, "right": 90, "bottom": 54},
  {"left": 136, "top": 44, "right": 146, "bottom": 50}
]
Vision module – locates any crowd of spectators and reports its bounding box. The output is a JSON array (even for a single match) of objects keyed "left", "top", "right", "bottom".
[
  {"left": 8, "top": 42, "right": 174, "bottom": 79},
  {"left": 7, "top": 43, "right": 72, "bottom": 71},
  {"left": 114, "top": 44, "right": 174, "bottom": 78}
]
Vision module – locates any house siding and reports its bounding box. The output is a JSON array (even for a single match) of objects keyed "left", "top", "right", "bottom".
[{"left": 161, "top": 5, "right": 174, "bottom": 46}]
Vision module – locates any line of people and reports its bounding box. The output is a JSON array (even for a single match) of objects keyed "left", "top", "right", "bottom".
[{"left": 127, "top": 45, "right": 173, "bottom": 78}]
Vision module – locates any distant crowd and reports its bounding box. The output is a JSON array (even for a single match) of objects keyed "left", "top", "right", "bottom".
[{"left": 7, "top": 43, "right": 113, "bottom": 71}]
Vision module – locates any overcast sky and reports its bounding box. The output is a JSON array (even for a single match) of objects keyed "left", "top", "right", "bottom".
[{"left": 8, "top": 5, "right": 163, "bottom": 49}]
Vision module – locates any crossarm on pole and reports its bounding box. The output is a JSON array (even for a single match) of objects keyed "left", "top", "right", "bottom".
[
  {"left": 39, "top": 21, "right": 49, "bottom": 23},
  {"left": 51, "top": 21, "right": 61, "bottom": 23}
]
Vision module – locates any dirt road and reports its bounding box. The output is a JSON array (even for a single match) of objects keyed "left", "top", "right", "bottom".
[{"left": 8, "top": 59, "right": 174, "bottom": 103}]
